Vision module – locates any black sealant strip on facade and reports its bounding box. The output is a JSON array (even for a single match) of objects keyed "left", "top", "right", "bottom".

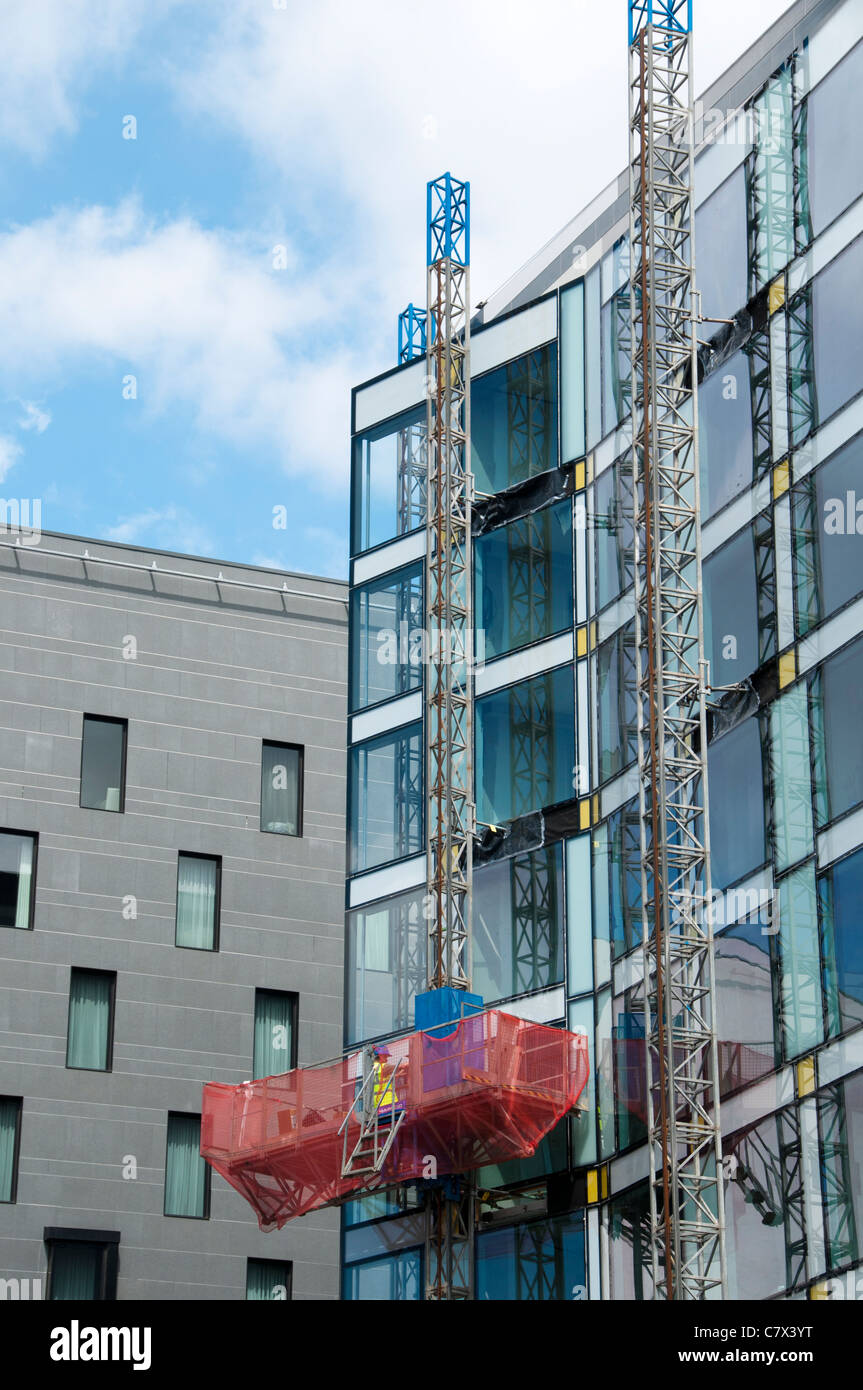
[{"left": 472, "top": 462, "right": 576, "bottom": 538}]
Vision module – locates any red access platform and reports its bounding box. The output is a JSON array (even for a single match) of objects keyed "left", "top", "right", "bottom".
[{"left": 201, "top": 1010, "right": 590, "bottom": 1230}]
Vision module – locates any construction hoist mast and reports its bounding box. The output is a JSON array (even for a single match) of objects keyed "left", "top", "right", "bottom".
[
  {"left": 424, "top": 172, "right": 474, "bottom": 1300},
  {"left": 627, "top": 1, "right": 727, "bottom": 1299}
]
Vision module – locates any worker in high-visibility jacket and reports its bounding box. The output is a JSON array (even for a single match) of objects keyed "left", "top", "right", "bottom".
[{"left": 371, "top": 1044, "right": 404, "bottom": 1119}]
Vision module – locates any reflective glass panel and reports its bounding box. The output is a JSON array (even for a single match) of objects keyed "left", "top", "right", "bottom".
[
  {"left": 472, "top": 345, "right": 558, "bottom": 496},
  {"left": 819, "top": 846, "right": 863, "bottom": 1039},
  {"left": 808, "top": 41, "right": 863, "bottom": 236},
  {"left": 708, "top": 717, "right": 766, "bottom": 891},
  {"left": 821, "top": 636, "right": 863, "bottom": 823},
  {"left": 813, "top": 235, "right": 863, "bottom": 425},
  {"left": 349, "top": 564, "right": 423, "bottom": 711},
  {"left": 703, "top": 527, "right": 760, "bottom": 685},
  {"left": 349, "top": 723, "right": 423, "bottom": 874},
  {"left": 475, "top": 666, "right": 575, "bottom": 825},
  {"left": 473, "top": 843, "right": 564, "bottom": 1003},
  {"left": 476, "top": 1211, "right": 585, "bottom": 1301},
  {"left": 695, "top": 168, "right": 748, "bottom": 323},
  {"left": 345, "top": 890, "right": 425, "bottom": 1045},
  {"left": 698, "top": 351, "right": 755, "bottom": 518},
  {"left": 351, "top": 407, "right": 426, "bottom": 555},
  {"left": 715, "top": 918, "right": 777, "bottom": 1096},
  {"left": 475, "top": 502, "right": 572, "bottom": 662}
]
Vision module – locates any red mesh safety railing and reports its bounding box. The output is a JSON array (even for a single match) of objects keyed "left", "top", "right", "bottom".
[{"left": 201, "top": 1010, "right": 590, "bottom": 1230}]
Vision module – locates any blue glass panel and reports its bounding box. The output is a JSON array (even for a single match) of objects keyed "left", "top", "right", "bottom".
[
  {"left": 349, "top": 723, "right": 423, "bottom": 873},
  {"left": 475, "top": 666, "right": 575, "bottom": 826},
  {"left": 472, "top": 345, "right": 558, "bottom": 496},
  {"left": 708, "top": 718, "right": 766, "bottom": 890},
  {"left": 476, "top": 1211, "right": 585, "bottom": 1301},
  {"left": 475, "top": 502, "right": 573, "bottom": 661},
  {"left": 351, "top": 407, "right": 425, "bottom": 555}
]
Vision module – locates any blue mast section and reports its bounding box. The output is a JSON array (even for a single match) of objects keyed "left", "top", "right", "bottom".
[
  {"left": 398, "top": 304, "right": 427, "bottom": 364},
  {"left": 426, "top": 172, "right": 470, "bottom": 267},
  {"left": 629, "top": 0, "right": 692, "bottom": 43}
]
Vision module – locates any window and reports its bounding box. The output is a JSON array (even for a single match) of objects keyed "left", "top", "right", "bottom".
[
  {"left": 601, "top": 293, "right": 629, "bottom": 438},
  {"left": 724, "top": 1108, "right": 803, "bottom": 1297},
  {"left": 346, "top": 890, "right": 425, "bottom": 1046},
  {"left": 714, "top": 919, "right": 778, "bottom": 1096},
  {"left": 561, "top": 280, "right": 585, "bottom": 463},
  {"left": 260, "top": 742, "right": 302, "bottom": 836},
  {"left": 175, "top": 853, "right": 220, "bottom": 951},
  {"left": 708, "top": 718, "right": 766, "bottom": 890},
  {"left": 45, "top": 1229, "right": 119, "bottom": 1300},
  {"left": 351, "top": 406, "right": 426, "bottom": 555},
  {"left": 342, "top": 1248, "right": 421, "bottom": 1301},
  {"left": 350, "top": 564, "right": 423, "bottom": 712},
  {"left": 80, "top": 715, "right": 127, "bottom": 813},
  {"left": 613, "top": 988, "right": 647, "bottom": 1151},
  {"left": 594, "top": 461, "right": 634, "bottom": 611},
  {"left": 246, "top": 1258, "right": 292, "bottom": 1300},
  {"left": 475, "top": 502, "right": 573, "bottom": 661},
  {"left": 819, "top": 1072, "right": 863, "bottom": 1273},
  {"left": 698, "top": 351, "right": 755, "bottom": 518},
  {"left": 349, "top": 723, "right": 423, "bottom": 874},
  {"left": 695, "top": 168, "right": 749, "bottom": 323},
  {"left": 597, "top": 625, "right": 637, "bottom": 783},
  {"left": 66, "top": 969, "right": 115, "bottom": 1072},
  {"left": 819, "top": 847, "right": 863, "bottom": 1039},
  {"left": 0, "top": 830, "right": 36, "bottom": 929},
  {"left": 808, "top": 41, "right": 863, "bottom": 236},
  {"left": 793, "top": 434, "right": 863, "bottom": 635},
  {"left": 769, "top": 685, "right": 813, "bottom": 873},
  {"left": 472, "top": 345, "right": 558, "bottom": 496},
  {"left": 816, "top": 636, "right": 863, "bottom": 825},
  {"left": 475, "top": 666, "right": 575, "bottom": 826},
  {"left": 747, "top": 64, "right": 795, "bottom": 293},
  {"left": 473, "top": 844, "right": 564, "bottom": 1003},
  {"left": 777, "top": 862, "right": 823, "bottom": 1059},
  {"left": 0, "top": 1097, "right": 22, "bottom": 1203},
  {"left": 603, "top": 798, "right": 643, "bottom": 959},
  {"left": 476, "top": 1211, "right": 585, "bottom": 1301},
  {"left": 813, "top": 235, "right": 863, "bottom": 426},
  {"left": 609, "top": 1184, "right": 654, "bottom": 1301},
  {"left": 253, "top": 990, "right": 297, "bottom": 1079},
  {"left": 703, "top": 527, "right": 760, "bottom": 686},
  {"left": 164, "top": 1113, "right": 210, "bottom": 1219}
]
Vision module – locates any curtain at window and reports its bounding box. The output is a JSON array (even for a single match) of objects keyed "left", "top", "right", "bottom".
[
  {"left": 165, "top": 1114, "right": 207, "bottom": 1218},
  {"left": 50, "top": 1242, "right": 101, "bottom": 1300},
  {"left": 14, "top": 837, "right": 33, "bottom": 929},
  {"left": 0, "top": 1099, "right": 20, "bottom": 1202},
  {"left": 246, "top": 1259, "right": 290, "bottom": 1300},
  {"left": 175, "top": 856, "right": 218, "bottom": 949},
  {"left": 253, "top": 992, "right": 294, "bottom": 1080},
  {"left": 261, "top": 745, "right": 299, "bottom": 835},
  {"left": 66, "top": 971, "right": 112, "bottom": 1070}
]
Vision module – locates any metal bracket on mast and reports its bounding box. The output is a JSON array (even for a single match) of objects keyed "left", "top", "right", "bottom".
[{"left": 627, "top": 2, "right": 728, "bottom": 1300}]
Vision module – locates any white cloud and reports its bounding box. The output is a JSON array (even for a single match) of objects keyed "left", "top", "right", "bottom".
[
  {"left": 0, "top": 199, "right": 363, "bottom": 487},
  {"left": 18, "top": 400, "right": 51, "bottom": 433},
  {"left": 0, "top": 436, "right": 23, "bottom": 483},
  {"left": 106, "top": 504, "right": 214, "bottom": 555},
  {"left": 0, "top": 1, "right": 183, "bottom": 156}
]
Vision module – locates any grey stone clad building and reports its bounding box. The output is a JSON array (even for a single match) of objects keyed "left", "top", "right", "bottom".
[{"left": 0, "top": 531, "right": 347, "bottom": 1300}]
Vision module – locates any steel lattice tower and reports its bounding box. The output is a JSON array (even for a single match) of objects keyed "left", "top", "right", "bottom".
[
  {"left": 627, "top": 0, "right": 727, "bottom": 1299},
  {"left": 424, "top": 172, "right": 475, "bottom": 1300}
]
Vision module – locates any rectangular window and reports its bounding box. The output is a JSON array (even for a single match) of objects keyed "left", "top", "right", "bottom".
[
  {"left": 472, "top": 345, "right": 558, "bottom": 496},
  {"left": 246, "top": 1258, "right": 292, "bottom": 1300},
  {"left": 793, "top": 434, "right": 863, "bottom": 637},
  {"left": 601, "top": 293, "right": 629, "bottom": 438},
  {"left": 349, "top": 723, "right": 423, "bottom": 874},
  {"left": 164, "top": 1113, "right": 210, "bottom": 1219},
  {"left": 561, "top": 280, "right": 585, "bottom": 463},
  {"left": 604, "top": 797, "right": 643, "bottom": 959},
  {"left": 708, "top": 717, "right": 766, "bottom": 890},
  {"left": 45, "top": 1229, "right": 119, "bottom": 1301},
  {"left": 475, "top": 502, "right": 573, "bottom": 662},
  {"left": 594, "top": 460, "right": 634, "bottom": 611},
  {"left": 0, "top": 830, "right": 37, "bottom": 930},
  {"left": 609, "top": 1184, "right": 654, "bottom": 1300},
  {"left": 66, "top": 969, "right": 115, "bottom": 1072},
  {"left": 473, "top": 843, "right": 564, "bottom": 1003},
  {"left": 817, "top": 636, "right": 863, "bottom": 825},
  {"left": 613, "top": 988, "right": 647, "bottom": 1151},
  {"left": 819, "top": 1072, "right": 863, "bottom": 1274},
  {"left": 747, "top": 63, "right": 795, "bottom": 294},
  {"left": 80, "top": 715, "right": 127, "bottom": 813},
  {"left": 724, "top": 1108, "right": 802, "bottom": 1297},
  {"left": 813, "top": 234, "right": 863, "bottom": 426},
  {"left": 475, "top": 666, "right": 575, "bottom": 826},
  {"left": 253, "top": 989, "right": 297, "bottom": 1079},
  {"left": 714, "top": 919, "right": 778, "bottom": 1096},
  {"left": 808, "top": 40, "right": 863, "bottom": 236},
  {"left": 777, "top": 862, "right": 824, "bottom": 1059},
  {"left": 346, "top": 889, "right": 425, "bottom": 1046},
  {"left": 350, "top": 564, "right": 423, "bottom": 712},
  {"left": 703, "top": 526, "right": 762, "bottom": 686},
  {"left": 698, "top": 351, "right": 755, "bottom": 519},
  {"left": 351, "top": 406, "right": 426, "bottom": 555},
  {"left": 342, "top": 1248, "right": 421, "bottom": 1301},
  {"left": 0, "top": 1097, "right": 22, "bottom": 1203},
  {"left": 476, "top": 1211, "right": 585, "bottom": 1301},
  {"left": 695, "top": 167, "right": 749, "bottom": 323},
  {"left": 260, "top": 742, "right": 302, "bottom": 836},
  {"left": 769, "top": 685, "right": 813, "bottom": 873},
  {"left": 175, "top": 853, "right": 220, "bottom": 951},
  {"left": 819, "top": 847, "right": 863, "bottom": 1040},
  {"left": 597, "top": 625, "right": 637, "bottom": 783}
]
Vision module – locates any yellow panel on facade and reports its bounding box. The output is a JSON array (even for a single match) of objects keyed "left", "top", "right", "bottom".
[
  {"left": 769, "top": 275, "right": 786, "bottom": 315},
  {"left": 778, "top": 648, "right": 797, "bottom": 689},
  {"left": 797, "top": 1056, "right": 816, "bottom": 1098},
  {"left": 576, "top": 626, "right": 588, "bottom": 658},
  {"left": 773, "top": 459, "right": 790, "bottom": 499}
]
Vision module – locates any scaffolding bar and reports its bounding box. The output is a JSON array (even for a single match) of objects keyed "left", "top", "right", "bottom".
[{"left": 627, "top": 16, "right": 728, "bottom": 1300}]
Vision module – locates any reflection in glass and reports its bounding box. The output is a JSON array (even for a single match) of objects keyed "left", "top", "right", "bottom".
[
  {"left": 350, "top": 564, "right": 423, "bottom": 711},
  {"left": 472, "top": 345, "right": 558, "bottom": 496},
  {"left": 813, "top": 235, "right": 863, "bottom": 426},
  {"left": 475, "top": 666, "right": 575, "bottom": 826},
  {"left": 345, "top": 890, "right": 425, "bottom": 1045},
  {"left": 808, "top": 41, "right": 863, "bottom": 236},
  {"left": 695, "top": 168, "right": 748, "bottom": 323},
  {"left": 820, "top": 636, "right": 863, "bottom": 824},
  {"left": 342, "top": 1248, "right": 421, "bottom": 1301},
  {"left": 597, "top": 624, "right": 637, "bottom": 782},
  {"left": 819, "top": 846, "right": 863, "bottom": 1039},
  {"left": 80, "top": 716, "right": 126, "bottom": 813},
  {"left": 0, "top": 831, "right": 36, "bottom": 929},
  {"left": 769, "top": 685, "right": 813, "bottom": 873},
  {"left": 778, "top": 862, "right": 823, "bottom": 1058},
  {"left": 703, "top": 527, "right": 760, "bottom": 685},
  {"left": 724, "top": 1107, "right": 804, "bottom": 1297},
  {"left": 698, "top": 351, "right": 755, "bottom": 518},
  {"left": 609, "top": 1183, "right": 654, "bottom": 1300},
  {"left": 708, "top": 717, "right": 766, "bottom": 890},
  {"left": 476, "top": 1211, "right": 585, "bottom": 1301},
  {"left": 351, "top": 407, "right": 426, "bottom": 555},
  {"left": 595, "top": 461, "right": 634, "bottom": 609},
  {"left": 793, "top": 435, "right": 863, "bottom": 637},
  {"left": 715, "top": 919, "right": 777, "bottom": 1095},
  {"left": 349, "top": 723, "right": 423, "bottom": 873},
  {"left": 475, "top": 502, "right": 572, "bottom": 661},
  {"left": 473, "top": 843, "right": 564, "bottom": 1003}
]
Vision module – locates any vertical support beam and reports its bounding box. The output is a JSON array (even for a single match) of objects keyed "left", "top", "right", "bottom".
[
  {"left": 424, "top": 171, "right": 474, "bottom": 1301},
  {"left": 627, "top": 6, "right": 728, "bottom": 1299}
]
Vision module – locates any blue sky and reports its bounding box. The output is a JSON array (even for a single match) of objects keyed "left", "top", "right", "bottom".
[{"left": 0, "top": 0, "right": 792, "bottom": 578}]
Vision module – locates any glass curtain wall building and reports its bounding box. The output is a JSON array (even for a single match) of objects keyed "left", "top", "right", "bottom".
[{"left": 344, "top": 0, "right": 863, "bottom": 1300}]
